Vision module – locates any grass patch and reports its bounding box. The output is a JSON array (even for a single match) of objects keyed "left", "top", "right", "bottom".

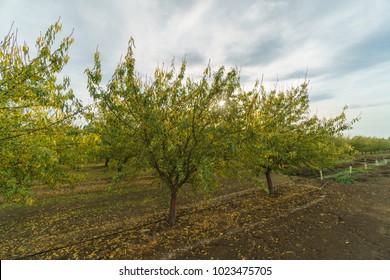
[
  {"left": 336, "top": 176, "right": 355, "bottom": 184},
  {"left": 323, "top": 165, "right": 373, "bottom": 184}
]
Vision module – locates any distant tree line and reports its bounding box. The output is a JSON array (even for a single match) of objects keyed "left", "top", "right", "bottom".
[{"left": 347, "top": 136, "right": 390, "bottom": 154}]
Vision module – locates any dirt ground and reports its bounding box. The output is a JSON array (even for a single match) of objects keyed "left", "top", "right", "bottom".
[
  {"left": 0, "top": 158, "right": 389, "bottom": 260},
  {"left": 178, "top": 165, "right": 390, "bottom": 260}
]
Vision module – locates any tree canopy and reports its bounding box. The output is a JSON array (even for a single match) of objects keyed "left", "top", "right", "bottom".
[
  {"left": 239, "top": 82, "right": 356, "bottom": 193},
  {"left": 0, "top": 21, "right": 83, "bottom": 203},
  {"left": 86, "top": 39, "right": 251, "bottom": 225}
]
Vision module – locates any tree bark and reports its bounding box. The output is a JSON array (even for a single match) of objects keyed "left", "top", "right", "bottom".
[
  {"left": 168, "top": 189, "right": 178, "bottom": 226},
  {"left": 265, "top": 169, "right": 274, "bottom": 194}
]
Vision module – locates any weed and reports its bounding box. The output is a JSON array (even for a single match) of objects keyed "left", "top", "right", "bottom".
[{"left": 336, "top": 176, "right": 354, "bottom": 184}]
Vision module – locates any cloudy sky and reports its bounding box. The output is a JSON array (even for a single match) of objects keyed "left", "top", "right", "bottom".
[{"left": 1, "top": 0, "right": 389, "bottom": 137}]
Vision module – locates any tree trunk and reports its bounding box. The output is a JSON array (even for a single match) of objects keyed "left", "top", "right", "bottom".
[
  {"left": 168, "top": 189, "right": 178, "bottom": 226},
  {"left": 265, "top": 170, "right": 274, "bottom": 194},
  {"left": 104, "top": 158, "right": 110, "bottom": 167}
]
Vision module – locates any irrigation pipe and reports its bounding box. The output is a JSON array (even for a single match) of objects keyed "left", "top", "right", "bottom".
[{"left": 320, "top": 180, "right": 333, "bottom": 189}]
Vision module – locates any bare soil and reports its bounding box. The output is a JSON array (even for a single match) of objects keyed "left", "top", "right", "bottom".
[{"left": 0, "top": 160, "right": 389, "bottom": 260}]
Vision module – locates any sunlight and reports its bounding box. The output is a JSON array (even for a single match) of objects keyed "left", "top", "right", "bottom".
[{"left": 218, "top": 100, "right": 226, "bottom": 107}]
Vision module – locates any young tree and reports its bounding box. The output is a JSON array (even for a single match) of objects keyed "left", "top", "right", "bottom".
[
  {"left": 240, "top": 82, "right": 356, "bottom": 194},
  {"left": 86, "top": 39, "right": 244, "bottom": 225},
  {"left": 0, "top": 21, "right": 82, "bottom": 203}
]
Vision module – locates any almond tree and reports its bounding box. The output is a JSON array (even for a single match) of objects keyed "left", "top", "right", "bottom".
[
  {"left": 86, "top": 39, "right": 245, "bottom": 225},
  {"left": 240, "top": 82, "right": 356, "bottom": 194},
  {"left": 0, "top": 21, "right": 82, "bottom": 203}
]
